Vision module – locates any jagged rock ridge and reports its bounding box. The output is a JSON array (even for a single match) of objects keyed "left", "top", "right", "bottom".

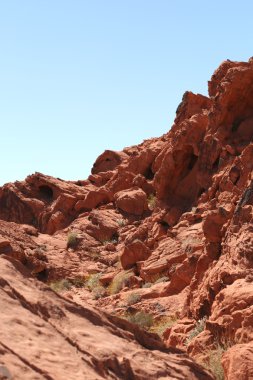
[{"left": 0, "top": 58, "right": 253, "bottom": 380}]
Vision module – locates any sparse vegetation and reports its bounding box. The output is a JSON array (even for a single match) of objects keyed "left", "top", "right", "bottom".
[
  {"left": 87, "top": 250, "right": 100, "bottom": 261},
  {"left": 108, "top": 270, "right": 133, "bottom": 295},
  {"left": 149, "top": 315, "right": 178, "bottom": 336},
  {"left": 49, "top": 276, "right": 87, "bottom": 293},
  {"left": 143, "top": 272, "right": 168, "bottom": 284},
  {"left": 117, "top": 218, "right": 126, "bottom": 227},
  {"left": 49, "top": 279, "right": 72, "bottom": 292},
  {"left": 71, "top": 277, "right": 86, "bottom": 288},
  {"left": 67, "top": 231, "right": 78, "bottom": 249},
  {"left": 85, "top": 273, "right": 102, "bottom": 290},
  {"left": 36, "top": 244, "right": 47, "bottom": 252},
  {"left": 125, "top": 311, "right": 154, "bottom": 329},
  {"left": 202, "top": 344, "right": 225, "bottom": 380},
  {"left": 142, "top": 282, "right": 152, "bottom": 288},
  {"left": 101, "top": 237, "right": 118, "bottom": 245},
  {"left": 185, "top": 316, "right": 207, "bottom": 345},
  {"left": 154, "top": 276, "right": 169, "bottom": 284},
  {"left": 147, "top": 193, "right": 157, "bottom": 210},
  {"left": 126, "top": 292, "right": 141, "bottom": 305},
  {"left": 34, "top": 245, "right": 48, "bottom": 260},
  {"left": 92, "top": 285, "right": 107, "bottom": 300},
  {"left": 84, "top": 273, "right": 107, "bottom": 299}
]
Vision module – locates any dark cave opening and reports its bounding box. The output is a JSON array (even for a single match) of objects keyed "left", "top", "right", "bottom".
[
  {"left": 144, "top": 165, "right": 155, "bottom": 180},
  {"left": 36, "top": 269, "right": 49, "bottom": 282},
  {"left": 212, "top": 156, "right": 220, "bottom": 171},
  {"left": 187, "top": 153, "right": 198, "bottom": 171},
  {"left": 38, "top": 185, "right": 54, "bottom": 202}
]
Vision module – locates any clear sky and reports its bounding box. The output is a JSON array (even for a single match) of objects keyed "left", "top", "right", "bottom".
[{"left": 1, "top": 0, "right": 253, "bottom": 185}]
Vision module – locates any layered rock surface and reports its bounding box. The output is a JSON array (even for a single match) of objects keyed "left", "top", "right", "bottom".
[
  {"left": 0, "top": 257, "right": 212, "bottom": 380},
  {"left": 1, "top": 58, "right": 253, "bottom": 379}
]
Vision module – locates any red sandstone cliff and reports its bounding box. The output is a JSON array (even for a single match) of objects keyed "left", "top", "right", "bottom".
[{"left": 0, "top": 58, "right": 253, "bottom": 380}]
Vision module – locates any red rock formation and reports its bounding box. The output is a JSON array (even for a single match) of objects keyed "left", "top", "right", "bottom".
[
  {"left": 0, "top": 257, "right": 212, "bottom": 380},
  {"left": 1, "top": 58, "right": 253, "bottom": 379}
]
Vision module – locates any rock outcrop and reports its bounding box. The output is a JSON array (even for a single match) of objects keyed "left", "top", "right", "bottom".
[
  {"left": 0, "top": 257, "right": 212, "bottom": 380},
  {"left": 1, "top": 58, "right": 253, "bottom": 379}
]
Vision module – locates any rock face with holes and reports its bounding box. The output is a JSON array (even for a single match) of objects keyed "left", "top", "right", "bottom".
[{"left": 1, "top": 58, "right": 253, "bottom": 379}]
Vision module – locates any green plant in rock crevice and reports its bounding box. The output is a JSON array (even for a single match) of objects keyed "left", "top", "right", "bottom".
[
  {"left": 201, "top": 344, "right": 226, "bottom": 380},
  {"left": 147, "top": 193, "right": 157, "bottom": 210},
  {"left": 67, "top": 231, "right": 78, "bottom": 249},
  {"left": 185, "top": 316, "right": 207, "bottom": 346},
  {"left": 108, "top": 270, "right": 133, "bottom": 295},
  {"left": 49, "top": 279, "right": 72, "bottom": 292},
  {"left": 85, "top": 273, "right": 107, "bottom": 299},
  {"left": 116, "top": 218, "right": 126, "bottom": 227},
  {"left": 149, "top": 315, "right": 178, "bottom": 337},
  {"left": 85, "top": 273, "right": 102, "bottom": 290},
  {"left": 126, "top": 292, "right": 141, "bottom": 305},
  {"left": 124, "top": 311, "right": 154, "bottom": 329}
]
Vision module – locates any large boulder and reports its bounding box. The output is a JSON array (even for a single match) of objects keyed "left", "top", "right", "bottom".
[{"left": 115, "top": 187, "right": 148, "bottom": 215}]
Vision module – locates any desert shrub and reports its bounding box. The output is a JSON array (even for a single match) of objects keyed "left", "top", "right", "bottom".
[
  {"left": 49, "top": 279, "right": 72, "bottom": 292},
  {"left": 33, "top": 244, "right": 48, "bottom": 261},
  {"left": 88, "top": 250, "right": 100, "bottom": 261},
  {"left": 101, "top": 237, "right": 118, "bottom": 245},
  {"left": 67, "top": 232, "right": 78, "bottom": 249},
  {"left": 126, "top": 292, "right": 141, "bottom": 305},
  {"left": 108, "top": 270, "right": 133, "bottom": 295},
  {"left": 154, "top": 302, "right": 166, "bottom": 312},
  {"left": 147, "top": 194, "right": 157, "bottom": 210},
  {"left": 125, "top": 311, "right": 153, "bottom": 329},
  {"left": 185, "top": 317, "right": 207, "bottom": 345},
  {"left": 84, "top": 273, "right": 107, "bottom": 299},
  {"left": 71, "top": 277, "right": 86, "bottom": 288},
  {"left": 149, "top": 315, "right": 177, "bottom": 336},
  {"left": 142, "top": 282, "right": 152, "bottom": 288},
  {"left": 35, "top": 244, "right": 47, "bottom": 252},
  {"left": 202, "top": 344, "right": 225, "bottom": 380},
  {"left": 144, "top": 272, "right": 168, "bottom": 284},
  {"left": 92, "top": 285, "right": 107, "bottom": 300},
  {"left": 154, "top": 276, "right": 169, "bottom": 284},
  {"left": 85, "top": 273, "right": 102, "bottom": 290},
  {"left": 117, "top": 218, "right": 126, "bottom": 227}
]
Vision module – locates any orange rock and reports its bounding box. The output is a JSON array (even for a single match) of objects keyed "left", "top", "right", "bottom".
[
  {"left": 1, "top": 58, "right": 253, "bottom": 377},
  {"left": 222, "top": 343, "right": 253, "bottom": 380},
  {"left": 91, "top": 150, "right": 128, "bottom": 174},
  {"left": 0, "top": 257, "right": 213, "bottom": 380},
  {"left": 120, "top": 239, "right": 151, "bottom": 269},
  {"left": 115, "top": 187, "right": 148, "bottom": 215}
]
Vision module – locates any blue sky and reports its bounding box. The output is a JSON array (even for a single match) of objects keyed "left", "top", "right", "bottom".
[{"left": 1, "top": 0, "right": 253, "bottom": 185}]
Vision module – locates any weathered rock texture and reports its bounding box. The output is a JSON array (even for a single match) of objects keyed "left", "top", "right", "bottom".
[
  {"left": 0, "top": 257, "right": 212, "bottom": 380},
  {"left": 1, "top": 58, "right": 253, "bottom": 379}
]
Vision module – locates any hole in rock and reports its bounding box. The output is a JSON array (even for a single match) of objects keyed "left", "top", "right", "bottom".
[
  {"left": 38, "top": 186, "right": 54, "bottom": 202},
  {"left": 231, "top": 118, "right": 242, "bottom": 132},
  {"left": 159, "top": 220, "right": 170, "bottom": 228},
  {"left": 212, "top": 156, "right": 220, "bottom": 171},
  {"left": 144, "top": 165, "right": 155, "bottom": 180},
  {"left": 36, "top": 269, "right": 48, "bottom": 282},
  {"left": 173, "top": 146, "right": 198, "bottom": 181},
  {"left": 199, "top": 299, "right": 211, "bottom": 319},
  {"left": 187, "top": 154, "right": 198, "bottom": 171},
  {"left": 198, "top": 188, "right": 206, "bottom": 197},
  {"left": 229, "top": 167, "right": 240, "bottom": 185},
  {"left": 111, "top": 233, "right": 119, "bottom": 242}
]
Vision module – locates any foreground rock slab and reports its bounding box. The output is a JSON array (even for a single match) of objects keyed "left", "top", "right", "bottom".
[{"left": 0, "top": 257, "right": 213, "bottom": 380}]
